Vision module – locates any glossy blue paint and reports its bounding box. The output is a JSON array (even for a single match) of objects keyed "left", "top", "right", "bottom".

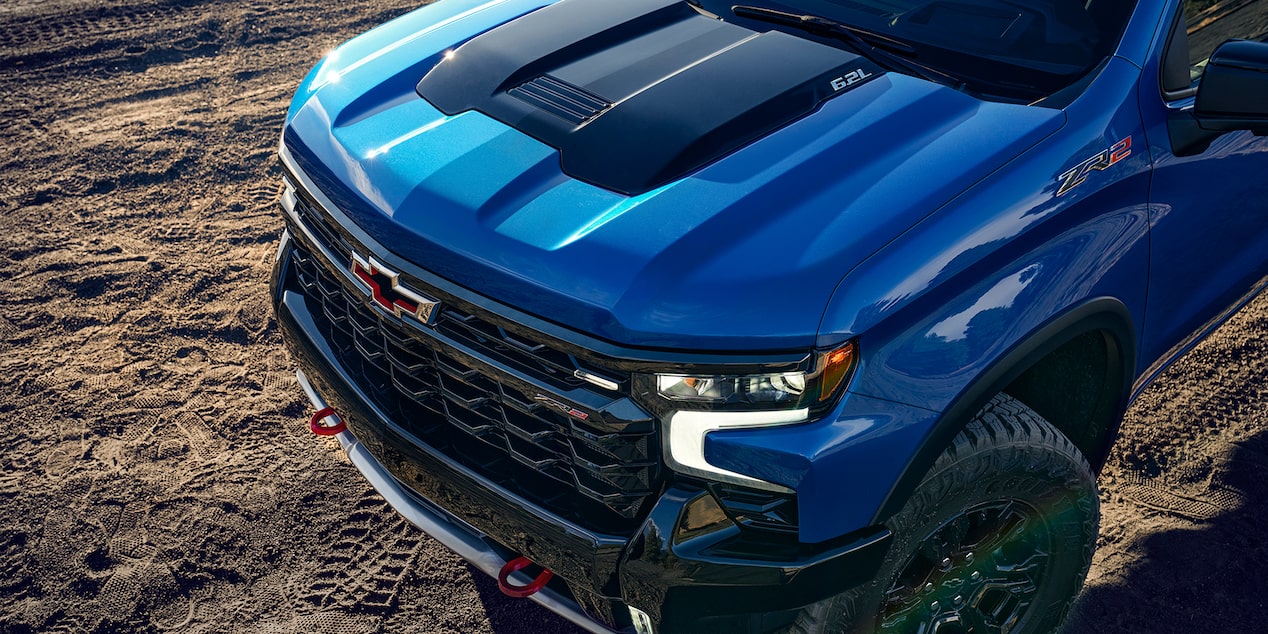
[
  {"left": 709, "top": 55, "right": 1160, "bottom": 532},
  {"left": 1115, "top": 0, "right": 1172, "bottom": 68},
  {"left": 284, "top": 1, "right": 1063, "bottom": 350},
  {"left": 705, "top": 392, "right": 938, "bottom": 544},
  {"left": 820, "top": 56, "right": 1152, "bottom": 412},
  {"left": 283, "top": 0, "right": 1268, "bottom": 548},
  {"left": 1135, "top": 2, "right": 1268, "bottom": 376}
]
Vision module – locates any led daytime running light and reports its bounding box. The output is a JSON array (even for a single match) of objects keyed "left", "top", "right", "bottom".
[{"left": 652, "top": 341, "right": 859, "bottom": 491}]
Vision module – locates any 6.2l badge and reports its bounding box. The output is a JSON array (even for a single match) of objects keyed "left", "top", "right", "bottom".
[{"left": 830, "top": 67, "right": 873, "bottom": 91}]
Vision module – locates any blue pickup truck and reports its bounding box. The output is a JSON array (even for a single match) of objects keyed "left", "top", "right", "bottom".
[{"left": 269, "top": 0, "right": 1268, "bottom": 631}]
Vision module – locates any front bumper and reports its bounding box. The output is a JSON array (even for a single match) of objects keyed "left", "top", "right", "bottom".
[
  {"left": 294, "top": 367, "right": 615, "bottom": 633},
  {"left": 270, "top": 175, "right": 893, "bottom": 631}
]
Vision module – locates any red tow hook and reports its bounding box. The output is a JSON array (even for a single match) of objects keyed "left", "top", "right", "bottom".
[
  {"left": 497, "top": 556, "right": 554, "bottom": 598},
  {"left": 308, "top": 406, "right": 347, "bottom": 436}
]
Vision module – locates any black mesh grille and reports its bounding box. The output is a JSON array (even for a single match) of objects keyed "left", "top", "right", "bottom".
[
  {"left": 289, "top": 189, "right": 621, "bottom": 393},
  {"left": 285, "top": 199, "right": 660, "bottom": 531},
  {"left": 292, "top": 190, "right": 354, "bottom": 263}
]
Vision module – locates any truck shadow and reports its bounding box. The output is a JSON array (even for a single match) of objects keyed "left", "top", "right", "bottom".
[
  {"left": 1062, "top": 428, "right": 1268, "bottom": 634},
  {"left": 464, "top": 428, "right": 1268, "bottom": 634}
]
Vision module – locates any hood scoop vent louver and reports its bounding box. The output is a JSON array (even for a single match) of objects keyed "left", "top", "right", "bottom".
[
  {"left": 418, "top": 0, "right": 882, "bottom": 195},
  {"left": 508, "top": 75, "right": 613, "bottom": 125}
]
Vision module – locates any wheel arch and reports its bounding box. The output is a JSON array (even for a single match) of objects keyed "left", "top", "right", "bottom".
[{"left": 870, "top": 296, "right": 1135, "bottom": 524}]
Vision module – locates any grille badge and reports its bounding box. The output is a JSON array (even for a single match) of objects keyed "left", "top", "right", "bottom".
[
  {"left": 350, "top": 253, "right": 440, "bottom": 325},
  {"left": 533, "top": 394, "right": 590, "bottom": 421}
]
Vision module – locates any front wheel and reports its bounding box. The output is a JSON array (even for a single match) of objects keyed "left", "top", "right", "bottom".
[{"left": 795, "top": 393, "right": 1099, "bottom": 634}]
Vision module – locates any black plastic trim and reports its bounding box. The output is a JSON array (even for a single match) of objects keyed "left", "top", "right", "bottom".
[
  {"left": 1160, "top": 2, "right": 1196, "bottom": 100},
  {"left": 292, "top": 369, "right": 623, "bottom": 634},
  {"left": 1195, "top": 40, "right": 1268, "bottom": 134},
  {"left": 620, "top": 486, "right": 892, "bottom": 630},
  {"left": 275, "top": 286, "right": 630, "bottom": 594}
]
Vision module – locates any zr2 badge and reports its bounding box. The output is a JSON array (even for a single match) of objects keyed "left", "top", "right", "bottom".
[{"left": 1057, "top": 137, "right": 1132, "bottom": 196}]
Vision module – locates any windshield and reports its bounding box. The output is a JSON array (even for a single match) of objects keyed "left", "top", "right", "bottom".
[{"left": 697, "top": 0, "right": 1137, "bottom": 103}]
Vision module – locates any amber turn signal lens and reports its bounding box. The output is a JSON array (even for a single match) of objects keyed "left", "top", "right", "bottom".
[{"left": 819, "top": 341, "right": 858, "bottom": 402}]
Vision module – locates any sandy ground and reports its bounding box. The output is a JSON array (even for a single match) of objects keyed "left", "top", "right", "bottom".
[{"left": 1, "top": 1, "right": 1266, "bottom": 632}]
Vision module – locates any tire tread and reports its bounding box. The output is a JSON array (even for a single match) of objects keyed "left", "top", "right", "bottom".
[{"left": 788, "top": 393, "right": 1098, "bottom": 634}]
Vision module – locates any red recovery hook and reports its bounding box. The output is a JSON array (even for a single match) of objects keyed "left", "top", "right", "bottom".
[
  {"left": 497, "top": 556, "right": 554, "bottom": 598},
  {"left": 308, "top": 406, "right": 347, "bottom": 436}
]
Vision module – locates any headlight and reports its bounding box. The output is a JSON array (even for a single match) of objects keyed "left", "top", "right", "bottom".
[
  {"left": 657, "top": 372, "right": 806, "bottom": 405},
  {"left": 639, "top": 341, "right": 858, "bottom": 492}
]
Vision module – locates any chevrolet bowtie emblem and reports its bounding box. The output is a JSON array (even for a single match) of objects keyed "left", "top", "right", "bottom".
[{"left": 350, "top": 253, "right": 440, "bottom": 324}]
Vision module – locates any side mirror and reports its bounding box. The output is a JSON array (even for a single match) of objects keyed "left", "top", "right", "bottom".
[{"left": 1195, "top": 40, "right": 1268, "bottom": 135}]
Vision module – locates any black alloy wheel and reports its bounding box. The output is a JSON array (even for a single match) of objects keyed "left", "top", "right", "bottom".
[
  {"left": 879, "top": 500, "right": 1053, "bottom": 633},
  {"left": 791, "top": 393, "right": 1098, "bottom": 634}
]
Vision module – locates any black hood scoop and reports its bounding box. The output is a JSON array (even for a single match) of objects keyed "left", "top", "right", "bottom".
[{"left": 417, "top": 0, "right": 881, "bottom": 195}]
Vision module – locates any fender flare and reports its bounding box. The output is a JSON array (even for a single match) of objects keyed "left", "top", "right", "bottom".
[{"left": 869, "top": 296, "right": 1136, "bottom": 524}]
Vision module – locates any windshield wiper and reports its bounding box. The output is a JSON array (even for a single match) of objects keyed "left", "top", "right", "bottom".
[{"left": 731, "top": 4, "right": 965, "bottom": 91}]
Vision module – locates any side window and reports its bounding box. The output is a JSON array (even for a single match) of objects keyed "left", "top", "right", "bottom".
[{"left": 1184, "top": 0, "right": 1268, "bottom": 81}]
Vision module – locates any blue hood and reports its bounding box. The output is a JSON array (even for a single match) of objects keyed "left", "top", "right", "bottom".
[{"left": 283, "top": 0, "right": 1065, "bottom": 351}]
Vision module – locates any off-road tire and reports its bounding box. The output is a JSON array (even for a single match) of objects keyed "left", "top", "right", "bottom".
[{"left": 791, "top": 393, "right": 1099, "bottom": 634}]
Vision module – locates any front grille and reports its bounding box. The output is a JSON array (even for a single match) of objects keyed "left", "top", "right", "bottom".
[
  {"left": 290, "top": 190, "right": 616, "bottom": 393},
  {"left": 285, "top": 199, "right": 660, "bottom": 532}
]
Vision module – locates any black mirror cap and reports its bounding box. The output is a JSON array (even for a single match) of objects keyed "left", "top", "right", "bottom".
[{"left": 1195, "top": 40, "right": 1268, "bottom": 134}]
